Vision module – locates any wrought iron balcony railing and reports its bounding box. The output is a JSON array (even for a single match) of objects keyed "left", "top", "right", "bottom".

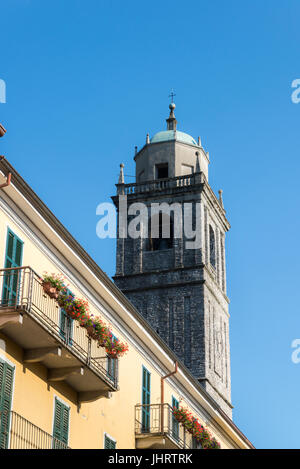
[
  {"left": 0, "top": 411, "right": 70, "bottom": 449},
  {"left": 135, "top": 403, "right": 194, "bottom": 449},
  {"left": 0, "top": 266, "right": 118, "bottom": 398}
]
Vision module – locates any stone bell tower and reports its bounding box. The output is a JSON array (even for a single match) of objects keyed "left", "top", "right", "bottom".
[{"left": 112, "top": 103, "right": 232, "bottom": 417}]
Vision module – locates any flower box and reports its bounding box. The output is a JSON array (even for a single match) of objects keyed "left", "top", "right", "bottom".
[
  {"left": 41, "top": 273, "right": 65, "bottom": 300},
  {"left": 173, "top": 407, "right": 221, "bottom": 449},
  {"left": 86, "top": 325, "right": 100, "bottom": 341},
  {"left": 42, "top": 275, "right": 128, "bottom": 360},
  {"left": 42, "top": 281, "right": 59, "bottom": 299}
]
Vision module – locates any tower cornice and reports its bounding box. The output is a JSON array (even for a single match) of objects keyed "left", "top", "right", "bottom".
[{"left": 113, "top": 171, "right": 230, "bottom": 231}]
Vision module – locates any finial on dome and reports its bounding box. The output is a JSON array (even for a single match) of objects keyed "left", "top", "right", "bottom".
[
  {"left": 169, "top": 89, "right": 176, "bottom": 103},
  {"left": 118, "top": 163, "right": 125, "bottom": 184},
  {"left": 166, "top": 90, "right": 177, "bottom": 131}
]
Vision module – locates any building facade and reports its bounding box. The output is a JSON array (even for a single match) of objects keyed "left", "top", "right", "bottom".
[
  {"left": 113, "top": 104, "right": 231, "bottom": 416},
  {"left": 0, "top": 151, "right": 252, "bottom": 448}
]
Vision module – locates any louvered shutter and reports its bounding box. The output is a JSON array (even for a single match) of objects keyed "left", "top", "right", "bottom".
[
  {"left": 4, "top": 230, "right": 23, "bottom": 269},
  {"left": 14, "top": 239, "right": 23, "bottom": 267},
  {"left": 172, "top": 396, "right": 179, "bottom": 440},
  {"left": 60, "top": 289, "right": 73, "bottom": 345},
  {"left": 5, "top": 232, "right": 14, "bottom": 266},
  {"left": 107, "top": 334, "right": 117, "bottom": 381},
  {"left": 142, "top": 367, "right": 151, "bottom": 432},
  {"left": 53, "top": 399, "right": 62, "bottom": 440},
  {"left": 0, "top": 361, "right": 14, "bottom": 449},
  {"left": 53, "top": 398, "right": 69, "bottom": 448},
  {"left": 105, "top": 435, "right": 116, "bottom": 449},
  {"left": 2, "top": 229, "right": 23, "bottom": 306},
  {"left": 61, "top": 405, "right": 69, "bottom": 445}
]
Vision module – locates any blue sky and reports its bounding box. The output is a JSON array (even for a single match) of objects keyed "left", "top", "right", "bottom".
[{"left": 1, "top": 0, "right": 300, "bottom": 449}]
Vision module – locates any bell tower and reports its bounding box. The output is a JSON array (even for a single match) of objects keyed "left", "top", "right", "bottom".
[{"left": 112, "top": 103, "right": 232, "bottom": 416}]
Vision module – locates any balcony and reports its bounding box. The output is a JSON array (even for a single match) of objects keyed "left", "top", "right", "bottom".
[
  {"left": 0, "top": 266, "right": 118, "bottom": 402},
  {"left": 135, "top": 404, "right": 193, "bottom": 449},
  {"left": 0, "top": 411, "right": 70, "bottom": 449},
  {"left": 117, "top": 173, "right": 203, "bottom": 196}
]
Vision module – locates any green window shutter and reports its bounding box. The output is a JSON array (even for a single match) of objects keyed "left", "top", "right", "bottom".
[
  {"left": 4, "top": 229, "right": 23, "bottom": 268},
  {"left": 141, "top": 366, "right": 151, "bottom": 432},
  {"left": 2, "top": 229, "right": 24, "bottom": 306},
  {"left": 107, "top": 334, "right": 117, "bottom": 381},
  {"left": 6, "top": 232, "right": 14, "bottom": 265},
  {"left": 53, "top": 399, "right": 63, "bottom": 440},
  {"left": 172, "top": 396, "right": 179, "bottom": 440},
  {"left": 142, "top": 367, "right": 151, "bottom": 405},
  {"left": 104, "top": 434, "right": 116, "bottom": 449},
  {"left": 61, "top": 405, "right": 70, "bottom": 445},
  {"left": 14, "top": 239, "right": 23, "bottom": 267},
  {"left": 53, "top": 398, "right": 70, "bottom": 448},
  {"left": 0, "top": 360, "right": 14, "bottom": 449},
  {"left": 172, "top": 396, "right": 179, "bottom": 409},
  {"left": 59, "top": 289, "right": 74, "bottom": 345}
]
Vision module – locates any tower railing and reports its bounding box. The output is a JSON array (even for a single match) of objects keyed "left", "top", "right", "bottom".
[{"left": 117, "top": 173, "right": 204, "bottom": 195}]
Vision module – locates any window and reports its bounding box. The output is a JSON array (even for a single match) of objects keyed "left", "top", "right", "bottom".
[
  {"left": 172, "top": 396, "right": 179, "bottom": 440},
  {"left": 209, "top": 225, "right": 216, "bottom": 269},
  {"left": 0, "top": 359, "right": 14, "bottom": 449},
  {"left": 2, "top": 229, "right": 23, "bottom": 307},
  {"left": 148, "top": 213, "right": 173, "bottom": 251},
  {"left": 104, "top": 434, "right": 116, "bottom": 449},
  {"left": 53, "top": 398, "right": 70, "bottom": 448},
  {"left": 59, "top": 288, "right": 74, "bottom": 345},
  {"left": 156, "top": 163, "right": 168, "bottom": 179},
  {"left": 141, "top": 366, "right": 151, "bottom": 432}
]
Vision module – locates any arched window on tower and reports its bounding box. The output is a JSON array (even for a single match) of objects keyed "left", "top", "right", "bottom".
[
  {"left": 209, "top": 225, "right": 216, "bottom": 269},
  {"left": 148, "top": 213, "right": 174, "bottom": 251}
]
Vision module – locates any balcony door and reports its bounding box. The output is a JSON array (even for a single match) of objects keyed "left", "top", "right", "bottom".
[
  {"left": 0, "top": 359, "right": 14, "bottom": 449},
  {"left": 2, "top": 229, "right": 23, "bottom": 307},
  {"left": 141, "top": 366, "right": 151, "bottom": 433}
]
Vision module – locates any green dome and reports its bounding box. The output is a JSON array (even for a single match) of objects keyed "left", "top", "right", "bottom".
[{"left": 150, "top": 130, "right": 197, "bottom": 146}]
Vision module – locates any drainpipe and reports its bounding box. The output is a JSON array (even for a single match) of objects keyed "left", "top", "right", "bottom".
[{"left": 160, "top": 361, "right": 178, "bottom": 434}]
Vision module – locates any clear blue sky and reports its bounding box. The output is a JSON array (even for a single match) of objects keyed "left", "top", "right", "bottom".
[{"left": 1, "top": 0, "right": 300, "bottom": 449}]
